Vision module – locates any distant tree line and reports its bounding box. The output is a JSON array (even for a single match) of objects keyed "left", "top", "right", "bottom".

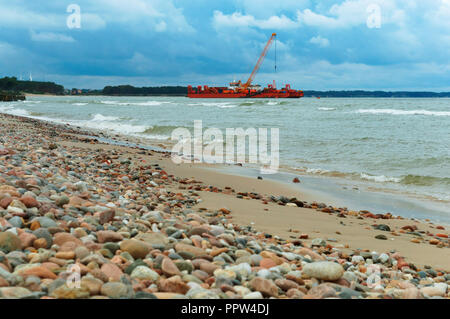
[
  {"left": 0, "top": 77, "right": 64, "bottom": 95},
  {"left": 303, "top": 90, "right": 450, "bottom": 98},
  {"left": 2, "top": 76, "right": 450, "bottom": 97},
  {"left": 102, "top": 85, "right": 187, "bottom": 96}
]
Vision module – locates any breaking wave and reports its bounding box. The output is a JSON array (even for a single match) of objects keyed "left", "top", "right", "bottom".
[
  {"left": 100, "top": 100, "right": 171, "bottom": 106},
  {"left": 356, "top": 109, "right": 450, "bottom": 116},
  {"left": 360, "top": 173, "right": 401, "bottom": 183}
]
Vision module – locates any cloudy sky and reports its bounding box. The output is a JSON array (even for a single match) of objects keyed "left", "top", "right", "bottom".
[{"left": 1, "top": 0, "right": 450, "bottom": 90}]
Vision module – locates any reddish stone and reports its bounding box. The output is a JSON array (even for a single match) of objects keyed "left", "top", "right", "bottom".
[
  {"left": 0, "top": 197, "right": 12, "bottom": 209},
  {"left": 260, "top": 258, "right": 277, "bottom": 269},
  {"left": 19, "top": 196, "right": 39, "bottom": 208},
  {"left": 0, "top": 277, "right": 9, "bottom": 287},
  {"left": 54, "top": 232, "right": 83, "bottom": 247},
  {"left": 296, "top": 247, "right": 325, "bottom": 261},
  {"left": 19, "top": 232, "right": 37, "bottom": 249},
  {"left": 286, "top": 288, "right": 305, "bottom": 299},
  {"left": 59, "top": 241, "right": 80, "bottom": 252},
  {"left": 162, "top": 257, "right": 182, "bottom": 277},
  {"left": 100, "top": 263, "right": 123, "bottom": 281},
  {"left": 199, "top": 261, "right": 219, "bottom": 275},
  {"left": 158, "top": 276, "right": 190, "bottom": 294},
  {"left": 99, "top": 209, "right": 115, "bottom": 225},
  {"left": 30, "top": 221, "right": 41, "bottom": 231},
  {"left": 306, "top": 284, "right": 337, "bottom": 299},
  {"left": 33, "top": 238, "right": 48, "bottom": 249},
  {"left": 274, "top": 279, "right": 299, "bottom": 291},
  {"left": 401, "top": 225, "right": 418, "bottom": 232},
  {"left": 55, "top": 251, "right": 76, "bottom": 259},
  {"left": 429, "top": 239, "right": 440, "bottom": 245},
  {"left": 21, "top": 266, "right": 57, "bottom": 279},
  {"left": 249, "top": 277, "right": 279, "bottom": 297},
  {"left": 97, "top": 230, "right": 123, "bottom": 243}
]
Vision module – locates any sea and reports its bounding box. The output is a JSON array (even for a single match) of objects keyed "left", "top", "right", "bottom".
[{"left": 1, "top": 96, "right": 449, "bottom": 224}]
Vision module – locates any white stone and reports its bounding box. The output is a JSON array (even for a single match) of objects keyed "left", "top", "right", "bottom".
[
  {"left": 130, "top": 266, "right": 159, "bottom": 281},
  {"left": 379, "top": 253, "right": 390, "bottom": 264},
  {"left": 351, "top": 255, "right": 364, "bottom": 263},
  {"left": 302, "top": 261, "right": 344, "bottom": 281},
  {"left": 244, "top": 292, "right": 263, "bottom": 299}
]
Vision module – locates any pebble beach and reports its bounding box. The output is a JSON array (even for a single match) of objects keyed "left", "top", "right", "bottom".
[{"left": 0, "top": 112, "right": 449, "bottom": 299}]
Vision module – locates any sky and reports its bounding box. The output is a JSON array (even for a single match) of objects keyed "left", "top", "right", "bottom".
[{"left": 1, "top": 0, "right": 450, "bottom": 90}]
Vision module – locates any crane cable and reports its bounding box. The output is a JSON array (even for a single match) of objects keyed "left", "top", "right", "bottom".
[{"left": 274, "top": 35, "right": 277, "bottom": 73}]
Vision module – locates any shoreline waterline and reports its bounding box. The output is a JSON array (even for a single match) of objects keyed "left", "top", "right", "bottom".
[{"left": 1, "top": 101, "right": 449, "bottom": 226}]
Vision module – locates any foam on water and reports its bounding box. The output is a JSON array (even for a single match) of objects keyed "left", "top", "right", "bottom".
[
  {"left": 356, "top": 108, "right": 450, "bottom": 116},
  {"left": 1, "top": 96, "right": 449, "bottom": 219},
  {"left": 100, "top": 100, "right": 170, "bottom": 106},
  {"left": 360, "top": 173, "right": 401, "bottom": 183}
]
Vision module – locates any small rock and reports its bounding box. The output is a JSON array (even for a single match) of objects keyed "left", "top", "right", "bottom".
[
  {"left": 101, "top": 282, "right": 131, "bottom": 299},
  {"left": 130, "top": 266, "right": 159, "bottom": 282},
  {"left": 0, "top": 232, "right": 21, "bottom": 253},
  {"left": 120, "top": 239, "right": 150, "bottom": 259},
  {"left": 302, "top": 261, "right": 344, "bottom": 281},
  {"left": 249, "top": 277, "right": 278, "bottom": 297}
]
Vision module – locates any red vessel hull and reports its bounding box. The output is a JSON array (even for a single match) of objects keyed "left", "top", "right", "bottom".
[{"left": 187, "top": 85, "right": 303, "bottom": 99}]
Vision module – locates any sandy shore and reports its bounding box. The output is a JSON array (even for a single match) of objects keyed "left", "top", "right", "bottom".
[
  {"left": 59, "top": 139, "right": 450, "bottom": 271},
  {"left": 0, "top": 112, "right": 449, "bottom": 299}
]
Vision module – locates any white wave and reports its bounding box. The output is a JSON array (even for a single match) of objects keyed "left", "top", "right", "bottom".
[
  {"left": 217, "top": 104, "right": 237, "bottom": 108},
  {"left": 22, "top": 100, "right": 42, "bottom": 104},
  {"left": 91, "top": 114, "right": 119, "bottom": 121},
  {"left": 199, "top": 102, "right": 237, "bottom": 108},
  {"left": 100, "top": 100, "right": 169, "bottom": 106},
  {"left": 360, "top": 173, "right": 401, "bottom": 183},
  {"left": 0, "top": 105, "right": 30, "bottom": 116},
  {"left": 306, "top": 168, "right": 330, "bottom": 174},
  {"left": 318, "top": 107, "right": 336, "bottom": 111},
  {"left": 356, "top": 108, "right": 450, "bottom": 116},
  {"left": 72, "top": 103, "right": 88, "bottom": 106}
]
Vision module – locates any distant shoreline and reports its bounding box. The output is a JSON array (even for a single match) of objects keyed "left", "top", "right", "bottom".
[{"left": 23, "top": 93, "right": 450, "bottom": 98}]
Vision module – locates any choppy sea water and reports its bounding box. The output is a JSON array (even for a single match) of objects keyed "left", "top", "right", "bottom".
[{"left": 1, "top": 96, "right": 449, "bottom": 221}]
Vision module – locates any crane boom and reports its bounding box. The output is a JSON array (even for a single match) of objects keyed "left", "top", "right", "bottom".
[{"left": 243, "top": 33, "right": 276, "bottom": 89}]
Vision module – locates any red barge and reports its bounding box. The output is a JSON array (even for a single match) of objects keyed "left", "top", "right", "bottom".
[{"left": 188, "top": 33, "right": 303, "bottom": 99}]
